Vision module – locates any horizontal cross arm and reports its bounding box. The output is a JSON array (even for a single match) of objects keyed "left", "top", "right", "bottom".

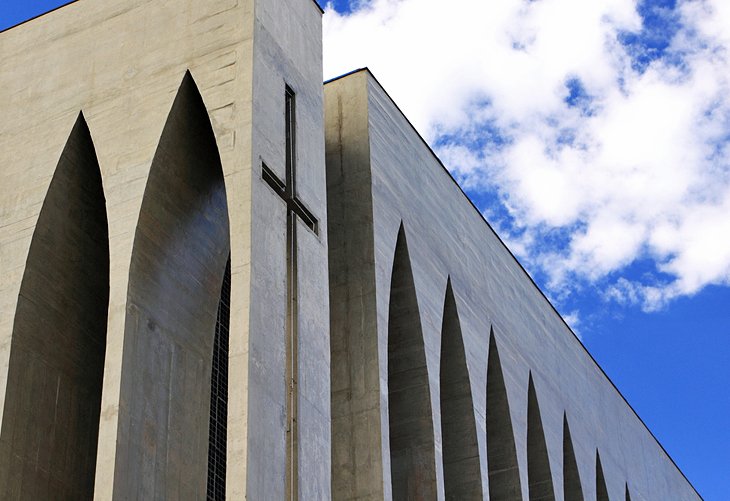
[
  {"left": 290, "top": 198, "right": 318, "bottom": 234},
  {"left": 261, "top": 162, "right": 318, "bottom": 234},
  {"left": 262, "top": 162, "right": 286, "bottom": 199}
]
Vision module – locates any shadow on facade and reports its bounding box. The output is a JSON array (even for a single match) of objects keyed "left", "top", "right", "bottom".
[
  {"left": 440, "top": 278, "right": 483, "bottom": 500},
  {"left": 1, "top": 113, "right": 109, "bottom": 498},
  {"left": 387, "top": 223, "right": 437, "bottom": 500},
  {"left": 114, "top": 71, "right": 230, "bottom": 497}
]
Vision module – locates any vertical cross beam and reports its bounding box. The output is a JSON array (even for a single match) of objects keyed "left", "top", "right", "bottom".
[
  {"left": 261, "top": 86, "right": 318, "bottom": 501},
  {"left": 283, "top": 85, "right": 300, "bottom": 501}
]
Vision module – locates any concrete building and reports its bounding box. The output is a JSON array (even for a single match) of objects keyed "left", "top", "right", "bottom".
[
  {"left": 0, "top": 0, "right": 700, "bottom": 500},
  {"left": 324, "top": 70, "right": 701, "bottom": 501}
]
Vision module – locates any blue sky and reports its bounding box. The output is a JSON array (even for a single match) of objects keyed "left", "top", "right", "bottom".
[
  {"left": 323, "top": 0, "right": 728, "bottom": 498},
  {"left": 2, "top": 0, "right": 728, "bottom": 498}
]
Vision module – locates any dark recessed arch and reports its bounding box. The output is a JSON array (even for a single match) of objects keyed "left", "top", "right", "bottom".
[
  {"left": 0, "top": 113, "right": 109, "bottom": 498},
  {"left": 440, "top": 278, "right": 482, "bottom": 500},
  {"left": 486, "top": 330, "right": 522, "bottom": 500},
  {"left": 625, "top": 483, "right": 632, "bottom": 501},
  {"left": 563, "top": 414, "right": 584, "bottom": 501},
  {"left": 387, "top": 223, "right": 437, "bottom": 500},
  {"left": 527, "top": 374, "right": 556, "bottom": 501},
  {"left": 596, "top": 451, "right": 610, "bottom": 501},
  {"left": 114, "top": 71, "right": 230, "bottom": 498}
]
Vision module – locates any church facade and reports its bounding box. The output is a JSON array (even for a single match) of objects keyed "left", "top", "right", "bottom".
[{"left": 0, "top": 0, "right": 700, "bottom": 500}]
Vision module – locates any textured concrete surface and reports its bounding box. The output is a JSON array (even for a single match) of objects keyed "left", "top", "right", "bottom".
[
  {"left": 0, "top": 0, "right": 329, "bottom": 498},
  {"left": 387, "top": 225, "right": 437, "bottom": 500},
  {"left": 0, "top": 114, "right": 108, "bottom": 499},
  {"left": 113, "top": 72, "right": 230, "bottom": 498},
  {"left": 325, "top": 69, "right": 701, "bottom": 501},
  {"left": 247, "top": 0, "right": 330, "bottom": 498},
  {"left": 486, "top": 333, "right": 523, "bottom": 500},
  {"left": 440, "top": 280, "right": 482, "bottom": 500},
  {"left": 597, "top": 452, "right": 610, "bottom": 501},
  {"left": 326, "top": 73, "right": 384, "bottom": 500},
  {"left": 563, "top": 416, "right": 585, "bottom": 501},
  {"left": 527, "top": 374, "right": 556, "bottom": 501}
]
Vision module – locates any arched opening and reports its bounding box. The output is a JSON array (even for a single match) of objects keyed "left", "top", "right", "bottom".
[
  {"left": 486, "top": 330, "right": 522, "bottom": 500},
  {"left": 0, "top": 113, "right": 109, "bottom": 498},
  {"left": 114, "top": 71, "right": 230, "bottom": 498},
  {"left": 527, "top": 374, "right": 555, "bottom": 501},
  {"left": 563, "top": 414, "right": 584, "bottom": 501},
  {"left": 596, "top": 451, "right": 610, "bottom": 501},
  {"left": 387, "top": 223, "right": 437, "bottom": 500},
  {"left": 440, "top": 278, "right": 482, "bottom": 500}
]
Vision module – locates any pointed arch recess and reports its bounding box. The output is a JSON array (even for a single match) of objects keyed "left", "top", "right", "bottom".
[
  {"left": 387, "top": 224, "right": 437, "bottom": 500},
  {"left": 440, "top": 279, "right": 482, "bottom": 500},
  {"left": 625, "top": 483, "right": 632, "bottom": 501},
  {"left": 596, "top": 451, "right": 610, "bottom": 501},
  {"left": 114, "top": 71, "right": 230, "bottom": 498},
  {"left": 527, "top": 374, "right": 556, "bottom": 501},
  {"left": 0, "top": 114, "right": 109, "bottom": 498},
  {"left": 486, "top": 331, "right": 522, "bottom": 500},
  {"left": 563, "top": 414, "right": 585, "bottom": 501}
]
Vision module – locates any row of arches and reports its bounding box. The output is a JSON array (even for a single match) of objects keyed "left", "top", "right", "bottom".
[
  {"left": 386, "top": 224, "right": 633, "bottom": 500},
  {"left": 1, "top": 72, "right": 231, "bottom": 498}
]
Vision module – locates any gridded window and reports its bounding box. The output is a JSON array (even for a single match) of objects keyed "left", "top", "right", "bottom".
[{"left": 207, "top": 257, "right": 231, "bottom": 501}]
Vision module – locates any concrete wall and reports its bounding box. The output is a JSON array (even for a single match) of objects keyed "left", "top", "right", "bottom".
[
  {"left": 440, "top": 281, "right": 483, "bottom": 500},
  {"left": 325, "top": 69, "right": 701, "bottom": 501},
  {"left": 0, "top": 114, "right": 108, "bottom": 498},
  {"left": 0, "top": 0, "right": 329, "bottom": 498},
  {"left": 326, "top": 71, "right": 384, "bottom": 500},
  {"left": 247, "top": 0, "right": 331, "bottom": 498},
  {"left": 0, "top": 1, "right": 256, "bottom": 496},
  {"left": 387, "top": 226, "right": 438, "bottom": 500},
  {"left": 113, "top": 72, "right": 230, "bottom": 498}
]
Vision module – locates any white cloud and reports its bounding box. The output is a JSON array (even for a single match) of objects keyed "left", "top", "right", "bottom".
[
  {"left": 323, "top": 0, "right": 730, "bottom": 311},
  {"left": 562, "top": 310, "right": 582, "bottom": 339}
]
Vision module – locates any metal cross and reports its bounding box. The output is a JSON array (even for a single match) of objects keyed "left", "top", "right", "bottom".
[{"left": 261, "top": 85, "right": 318, "bottom": 501}]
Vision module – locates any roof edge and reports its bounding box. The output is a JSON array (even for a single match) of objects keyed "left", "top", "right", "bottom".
[
  {"left": 310, "top": 0, "right": 324, "bottom": 15},
  {"left": 0, "top": 0, "right": 78, "bottom": 34},
  {"left": 324, "top": 67, "right": 369, "bottom": 86},
  {"left": 0, "top": 0, "right": 323, "bottom": 34},
  {"left": 334, "top": 65, "right": 703, "bottom": 500}
]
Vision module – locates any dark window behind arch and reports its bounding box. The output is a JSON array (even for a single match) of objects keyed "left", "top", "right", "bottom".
[{"left": 207, "top": 256, "right": 231, "bottom": 500}]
